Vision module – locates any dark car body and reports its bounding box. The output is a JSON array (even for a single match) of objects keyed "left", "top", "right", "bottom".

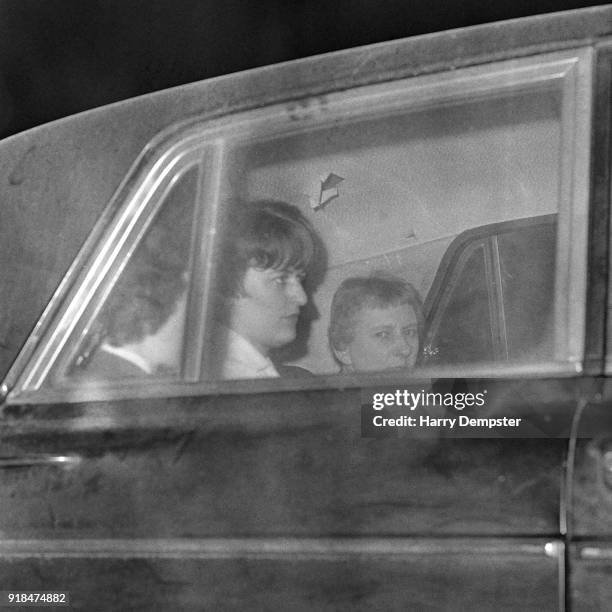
[{"left": 2, "top": 6, "right": 612, "bottom": 611}]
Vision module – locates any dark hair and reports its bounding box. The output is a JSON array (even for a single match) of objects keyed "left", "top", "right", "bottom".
[
  {"left": 100, "top": 253, "right": 186, "bottom": 346},
  {"left": 216, "top": 199, "right": 320, "bottom": 298},
  {"left": 328, "top": 273, "right": 425, "bottom": 352}
]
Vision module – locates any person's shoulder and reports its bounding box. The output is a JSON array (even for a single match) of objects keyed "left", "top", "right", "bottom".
[
  {"left": 275, "top": 364, "right": 314, "bottom": 378},
  {"left": 73, "top": 348, "right": 149, "bottom": 381}
]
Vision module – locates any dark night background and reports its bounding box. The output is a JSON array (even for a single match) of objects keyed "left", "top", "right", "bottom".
[{"left": 0, "top": 0, "right": 605, "bottom": 139}]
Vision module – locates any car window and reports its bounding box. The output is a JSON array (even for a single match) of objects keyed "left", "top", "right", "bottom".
[
  {"left": 8, "top": 50, "right": 591, "bottom": 400},
  {"left": 423, "top": 216, "right": 557, "bottom": 367},
  {"left": 498, "top": 219, "right": 557, "bottom": 361},
  {"left": 229, "top": 58, "right": 588, "bottom": 378},
  {"left": 425, "top": 238, "right": 496, "bottom": 366},
  {"left": 59, "top": 167, "right": 198, "bottom": 384}
]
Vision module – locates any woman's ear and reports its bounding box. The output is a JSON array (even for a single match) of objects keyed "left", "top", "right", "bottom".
[{"left": 332, "top": 345, "right": 353, "bottom": 368}]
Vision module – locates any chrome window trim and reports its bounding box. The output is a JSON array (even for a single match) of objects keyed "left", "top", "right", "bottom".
[
  {"left": 0, "top": 537, "right": 563, "bottom": 559},
  {"left": 7, "top": 362, "right": 583, "bottom": 406},
  {"left": 179, "top": 143, "right": 227, "bottom": 382},
  {"left": 556, "top": 49, "right": 592, "bottom": 366},
  {"left": 6, "top": 49, "right": 592, "bottom": 403}
]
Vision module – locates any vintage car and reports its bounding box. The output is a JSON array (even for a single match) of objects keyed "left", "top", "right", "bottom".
[{"left": 1, "top": 5, "right": 612, "bottom": 610}]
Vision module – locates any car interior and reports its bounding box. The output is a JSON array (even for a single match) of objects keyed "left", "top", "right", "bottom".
[{"left": 57, "top": 83, "right": 562, "bottom": 386}]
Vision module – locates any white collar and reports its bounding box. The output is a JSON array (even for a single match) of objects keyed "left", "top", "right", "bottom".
[
  {"left": 100, "top": 342, "right": 153, "bottom": 375},
  {"left": 222, "top": 328, "right": 279, "bottom": 379}
]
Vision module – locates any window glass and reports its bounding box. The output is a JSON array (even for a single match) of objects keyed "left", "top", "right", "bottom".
[
  {"left": 425, "top": 242, "right": 495, "bottom": 366},
  {"left": 216, "top": 85, "right": 566, "bottom": 377},
  {"left": 14, "top": 52, "right": 589, "bottom": 397},
  {"left": 421, "top": 217, "right": 556, "bottom": 367},
  {"left": 54, "top": 166, "right": 198, "bottom": 384},
  {"left": 498, "top": 220, "right": 556, "bottom": 362}
]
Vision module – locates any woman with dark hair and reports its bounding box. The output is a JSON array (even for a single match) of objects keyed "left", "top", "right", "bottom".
[{"left": 214, "top": 199, "right": 322, "bottom": 379}]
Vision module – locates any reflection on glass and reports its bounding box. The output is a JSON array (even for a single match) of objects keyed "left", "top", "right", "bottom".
[
  {"left": 426, "top": 241, "right": 495, "bottom": 366},
  {"left": 225, "top": 86, "right": 562, "bottom": 374},
  {"left": 66, "top": 167, "right": 198, "bottom": 383}
]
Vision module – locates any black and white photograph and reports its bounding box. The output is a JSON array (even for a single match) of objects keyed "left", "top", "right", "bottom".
[{"left": 0, "top": 1, "right": 611, "bottom": 609}]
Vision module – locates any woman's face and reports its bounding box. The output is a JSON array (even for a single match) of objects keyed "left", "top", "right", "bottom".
[
  {"left": 336, "top": 303, "right": 419, "bottom": 372},
  {"left": 229, "top": 266, "right": 307, "bottom": 355}
]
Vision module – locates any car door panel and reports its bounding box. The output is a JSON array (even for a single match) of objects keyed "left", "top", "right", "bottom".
[
  {"left": 0, "top": 390, "right": 567, "bottom": 538},
  {"left": 0, "top": 387, "right": 568, "bottom": 608}
]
